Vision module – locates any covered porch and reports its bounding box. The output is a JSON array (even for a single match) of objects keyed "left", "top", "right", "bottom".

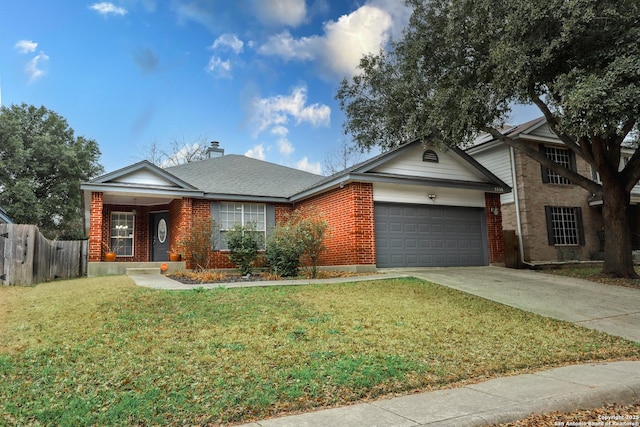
[{"left": 80, "top": 161, "right": 205, "bottom": 274}]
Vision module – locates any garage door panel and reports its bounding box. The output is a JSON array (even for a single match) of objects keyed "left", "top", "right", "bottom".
[{"left": 375, "top": 202, "right": 488, "bottom": 268}]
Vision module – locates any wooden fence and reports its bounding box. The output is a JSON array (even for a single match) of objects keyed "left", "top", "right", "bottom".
[{"left": 0, "top": 224, "right": 88, "bottom": 286}]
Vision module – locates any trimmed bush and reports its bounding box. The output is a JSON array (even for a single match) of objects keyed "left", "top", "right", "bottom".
[{"left": 226, "top": 222, "right": 263, "bottom": 275}]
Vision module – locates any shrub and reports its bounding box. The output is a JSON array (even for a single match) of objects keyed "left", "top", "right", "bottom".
[
  {"left": 226, "top": 222, "right": 263, "bottom": 275},
  {"left": 295, "top": 207, "right": 328, "bottom": 278},
  {"left": 178, "top": 216, "right": 216, "bottom": 270},
  {"left": 265, "top": 207, "right": 328, "bottom": 278},
  {"left": 265, "top": 223, "right": 304, "bottom": 277}
]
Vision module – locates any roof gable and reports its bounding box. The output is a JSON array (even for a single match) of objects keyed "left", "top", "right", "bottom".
[
  {"left": 368, "top": 142, "right": 488, "bottom": 182},
  {"left": 90, "top": 160, "right": 196, "bottom": 190},
  {"left": 292, "top": 140, "right": 509, "bottom": 200}
]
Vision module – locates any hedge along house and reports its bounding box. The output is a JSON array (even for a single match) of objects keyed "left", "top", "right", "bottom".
[{"left": 81, "top": 140, "right": 509, "bottom": 276}]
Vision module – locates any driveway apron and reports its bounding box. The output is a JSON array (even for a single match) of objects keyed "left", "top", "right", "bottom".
[{"left": 386, "top": 266, "right": 640, "bottom": 342}]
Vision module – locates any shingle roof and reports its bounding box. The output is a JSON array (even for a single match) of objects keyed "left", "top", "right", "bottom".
[{"left": 164, "top": 154, "right": 324, "bottom": 198}]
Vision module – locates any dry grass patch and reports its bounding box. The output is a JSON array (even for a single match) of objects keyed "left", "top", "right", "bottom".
[
  {"left": 1, "top": 277, "right": 638, "bottom": 426},
  {"left": 543, "top": 265, "right": 640, "bottom": 289}
]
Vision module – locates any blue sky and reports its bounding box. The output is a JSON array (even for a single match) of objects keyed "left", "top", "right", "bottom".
[{"left": 1, "top": 0, "right": 539, "bottom": 175}]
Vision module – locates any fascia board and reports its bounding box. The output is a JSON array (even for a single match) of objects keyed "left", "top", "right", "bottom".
[
  {"left": 351, "top": 172, "right": 509, "bottom": 193},
  {"left": 202, "top": 193, "right": 291, "bottom": 204},
  {"left": 80, "top": 182, "right": 203, "bottom": 198}
]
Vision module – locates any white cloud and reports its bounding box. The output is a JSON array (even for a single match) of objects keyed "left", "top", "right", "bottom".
[
  {"left": 257, "top": 31, "right": 319, "bottom": 61},
  {"left": 210, "top": 33, "right": 244, "bottom": 54},
  {"left": 205, "top": 56, "right": 232, "bottom": 78},
  {"left": 320, "top": 5, "right": 392, "bottom": 77},
  {"left": 245, "top": 144, "right": 266, "bottom": 160},
  {"left": 25, "top": 52, "right": 49, "bottom": 82},
  {"left": 257, "top": 3, "right": 403, "bottom": 78},
  {"left": 90, "top": 2, "right": 128, "bottom": 16},
  {"left": 254, "top": 0, "right": 307, "bottom": 27},
  {"left": 251, "top": 85, "right": 330, "bottom": 136},
  {"left": 295, "top": 157, "right": 322, "bottom": 174},
  {"left": 278, "top": 139, "right": 294, "bottom": 155},
  {"left": 14, "top": 40, "right": 38, "bottom": 54},
  {"left": 172, "top": 1, "right": 216, "bottom": 30}
]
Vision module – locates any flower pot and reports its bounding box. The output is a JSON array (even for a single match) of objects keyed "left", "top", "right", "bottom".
[
  {"left": 169, "top": 253, "right": 181, "bottom": 262},
  {"left": 104, "top": 251, "right": 117, "bottom": 262}
]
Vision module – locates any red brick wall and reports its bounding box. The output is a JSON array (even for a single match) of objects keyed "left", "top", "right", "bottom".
[
  {"left": 295, "top": 182, "right": 376, "bottom": 267},
  {"left": 102, "top": 204, "right": 151, "bottom": 262},
  {"left": 485, "top": 192, "right": 505, "bottom": 264}
]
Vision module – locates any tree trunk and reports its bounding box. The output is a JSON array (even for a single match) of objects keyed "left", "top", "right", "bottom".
[{"left": 601, "top": 178, "right": 638, "bottom": 278}]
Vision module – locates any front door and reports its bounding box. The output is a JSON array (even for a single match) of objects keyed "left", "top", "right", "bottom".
[{"left": 151, "top": 212, "right": 169, "bottom": 261}]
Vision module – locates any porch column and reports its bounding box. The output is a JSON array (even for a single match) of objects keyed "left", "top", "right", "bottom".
[{"left": 89, "top": 192, "right": 104, "bottom": 262}]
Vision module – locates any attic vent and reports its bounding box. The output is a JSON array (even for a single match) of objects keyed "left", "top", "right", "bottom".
[{"left": 422, "top": 149, "right": 439, "bottom": 163}]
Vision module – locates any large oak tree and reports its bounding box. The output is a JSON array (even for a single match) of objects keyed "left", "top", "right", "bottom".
[
  {"left": 0, "top": 104, "right": 103, "bottom": 239},
  {"left": 337, "top": 0, "right": 640, "bottom": 277}
]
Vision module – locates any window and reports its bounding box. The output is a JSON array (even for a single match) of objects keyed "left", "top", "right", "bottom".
[
  {"left": 422, "top": 150, "right": 439, "bottom": 163},
  {"left": 541, "top": 146, "right": 575, "bottom": 185},
  {"left": 110, "top": 212, "right": 134, "bottom": 256},
  {"left": 218, "top": 202, "right": 266, "bottom": 249},
  {"left": 545, "top": 206, "right": 584, "bottom": 246}
]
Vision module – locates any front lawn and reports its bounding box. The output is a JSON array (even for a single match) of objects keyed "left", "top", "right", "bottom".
[{"left": 1, "top": 276, "right": 638, "bottom": 426}]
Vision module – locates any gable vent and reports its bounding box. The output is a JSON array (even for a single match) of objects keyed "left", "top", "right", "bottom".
[{"left": 422, "top": 150, "right": 439, "bottom": 163}]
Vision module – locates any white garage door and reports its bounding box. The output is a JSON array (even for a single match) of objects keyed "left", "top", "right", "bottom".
[{"left": 375, "top": 202, "right": 488, "bottom": 267}]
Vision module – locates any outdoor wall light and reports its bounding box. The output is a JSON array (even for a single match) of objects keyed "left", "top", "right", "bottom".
[
  {"left": 490, "top": 206, "right": 500, "bottom": 216},
  {"left": 428, "top": 194, "right": 437, "bottom": 201}
]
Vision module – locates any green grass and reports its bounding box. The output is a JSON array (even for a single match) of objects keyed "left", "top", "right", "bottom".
[{"left": 1, "top": 276, "right": 638, "bottom": 426}]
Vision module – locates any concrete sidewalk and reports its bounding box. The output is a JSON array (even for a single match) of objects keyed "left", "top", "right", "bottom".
[{"left": 237, "top": 361, "right": 640, "bottom": 427}]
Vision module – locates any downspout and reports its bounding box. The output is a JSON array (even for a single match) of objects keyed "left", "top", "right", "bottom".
[{"left": 510, "top": 146, "right": 534, "bottom": 268}]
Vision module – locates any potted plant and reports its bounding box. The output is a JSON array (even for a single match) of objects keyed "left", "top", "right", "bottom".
[
  {"left": 168, "top": 246, "right": 181, "bottom": 262},
  {"left": 102, "top": 241, "right": 117, "bottom": 261}
]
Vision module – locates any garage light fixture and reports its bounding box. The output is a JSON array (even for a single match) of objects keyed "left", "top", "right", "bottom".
[{"left": 428, "top": 194, "right": 437, "bottom": 201}]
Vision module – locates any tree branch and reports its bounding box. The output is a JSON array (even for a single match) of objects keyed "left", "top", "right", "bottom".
[
  {"left": 482, "top": 126, "right": 602, "bottom": 195},
  {"left": 529, "top": 93, "right": 589, "bottom": 162}
]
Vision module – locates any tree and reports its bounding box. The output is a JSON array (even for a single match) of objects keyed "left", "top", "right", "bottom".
[
  {"left": 337, "top": 0, "right": 640, "bottom": 277},
  {"left": 0, "top": 104, "right": 103, "bottom": 239},
  {"left": 142, "top": 136, "right": 209, "bottom": 167},
  {"left": 322, "top": 139, "right": 366, "bottom": 175}
]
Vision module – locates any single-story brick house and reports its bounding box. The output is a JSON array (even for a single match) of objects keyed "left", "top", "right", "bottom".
[{"left": 81, "top": 140, "right": 509, "bottom": 275}]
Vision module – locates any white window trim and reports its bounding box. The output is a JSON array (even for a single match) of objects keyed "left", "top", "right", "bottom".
[
  {"left": 218, "top": 202, "right": 266, "bottom": 250},
  {"left": 110, "top": 211, "right": 135, "bottom": 257},
  {"left": 544, "top": 146, "right": 572, "bottom": 185}
]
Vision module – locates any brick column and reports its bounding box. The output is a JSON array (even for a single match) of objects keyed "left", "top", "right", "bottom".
[
  {"left": 89, "top": 192, "right": 104, "bottom": 262},
  {"left": 485, "top": 192, "right": 505, "bottom": 264}
]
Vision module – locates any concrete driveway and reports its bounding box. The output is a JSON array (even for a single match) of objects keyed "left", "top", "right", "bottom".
[{"left": 384, "top": 266, "right": 640, "bottom": 342}]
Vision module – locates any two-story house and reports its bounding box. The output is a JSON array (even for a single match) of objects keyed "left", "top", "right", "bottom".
[{"left": 467, "top": 117, "right": 640, "bottom": 266}]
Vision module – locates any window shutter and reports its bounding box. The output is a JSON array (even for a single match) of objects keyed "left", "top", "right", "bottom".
[
  {"left": 575, "top": 207, "right": 585, "bottom": 245},
  {"left": 544, "top": 206, "right": 555, "bottom": 245},
  {"left": 210, "top": 202, "right": 221, "bottom": 250},
  {"left": 569, "top": 151, "right": 577, "bottom": 174},
  {"left": 540, "top": 144, "right": 550, "bottom": 183},
  {"left": 266, "top": 205, "right": 275, "bottom": 242}
]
